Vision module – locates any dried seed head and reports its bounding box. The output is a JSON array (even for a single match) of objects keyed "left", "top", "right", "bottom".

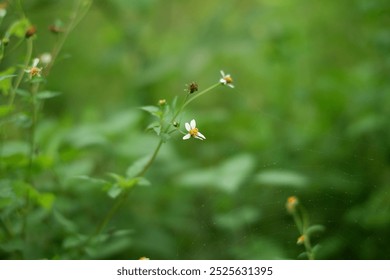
[{"left": 185, "top": 82, "right": 198, "bottom": 94}]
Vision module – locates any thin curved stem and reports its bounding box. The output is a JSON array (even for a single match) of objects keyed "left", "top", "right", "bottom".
[
  {"left": 8, "top": 38, "right": 33, "bottom": 106},
  {"left": 182, "top": 82, "right": 220, "bottom": 111},
  {"left": 90, "top": 81, "right": 221, "bottom": 243},
  {"left": 44, "top": 0, "right": 92, "bottom": 76},
  {"left": 93, "top": 139, "right": 163, "bottom": 238}
]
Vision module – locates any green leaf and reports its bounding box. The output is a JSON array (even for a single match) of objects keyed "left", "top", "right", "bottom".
[
  {"left": 297, "top": 251, "right": 308, "bottom": 259},
  {"left": 137, "top": 177, "right": 151, "bottom": 186},
  {"left": 0, "top": 105, "right": 14, "bottom": 117},
  {"left": 15, "top": 88, "right": 30, "bottom": 97},
  {"left": 0, "top": 141, "right": 29, "bottom": 157},
  {"left": 36, "top": 91, "right": 62, "bottom": 100},
  {"left": 254, "top": 170, "right": 309, "bottom": 188},
  {"left": 74, "top": 175, "right": 109, "bottom": 187},
  {"left": 140, "top": 106, "right": 161, "bottom": 118},
  {"left": 178, "top": 154, "right": 256, "bottom": 192},
  {"left": 53, "top": 210, "right": 78, "bottom": 233},
  {"left": 5, "top": 18, "right": 31, "bottom": 39},
  {"left": 146, "top": 121, "right": 161, "bottom": 135},
  {"left": 306, "top": 224, "right": 325, "bottom": 236},
  {"left": 0, "top": 74, "right": 16, "bottom": 82},
  {"left": 0, "top": 68, "right": 16, "bottom": 95},
  {"left": 126, "top": 155, "right": 151, "bottom": 178},
  {"left": 107, "top": 184, "right": 123, "bottom": 198},
  {"left": 63, "top": 234, "right": 88, "bottom": 249},
  {"left": 37, "top": 192, "right": 55, "bottom": 210},
  {"left": 108, "top": 173, "right": 138, "bottom": 189},
  {"left": 160, "top": 132, "right": 171, "bottom": 142}
]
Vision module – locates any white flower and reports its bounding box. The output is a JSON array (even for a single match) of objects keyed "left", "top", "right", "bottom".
[
  {"left": 40, "top": 53, "right": 52, "bottom": 65},
  {"left": 219, "top": 70, "right": 234, "bottom": 88},
  {"left": 24, "top": 58, "right": 42, "bottom": 79},
  {"left": 0, "top": 9, "right": 6, "bottom": 18},
  {"left": 183, "top": 119, "right": 206, "bottom": 140}
]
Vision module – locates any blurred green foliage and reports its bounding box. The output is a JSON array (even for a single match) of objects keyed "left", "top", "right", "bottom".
[{"left": 1, "top": 0, "right": 390, "bottom": 259}]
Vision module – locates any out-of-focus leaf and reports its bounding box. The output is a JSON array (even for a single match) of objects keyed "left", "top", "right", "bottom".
[
  {"left": 15, "top": 89, "right": 30, "bottom": 97},
  {"left": 75, "top": 175, "right": 109, "bottom": 187},
  {"left": 53, "top": 210, "right": 78, "bottom": 233},
  {"left": 36, "top": 192, "right": 55, "bottom": 210},
  {"left": 140, "top": 106, "right": 161, "bottom": 118},
  {"left": 137, "top": 177, "right": 151, "bottom": 186},
  {"left": 5, "top": 18, "right": 31, "bottom": 39},
  {"left": 0, "top": 68, "right": 16, "bottom": 95},
  {"left": 126, "top": 155, "right": 151, "bottom": 178},
  {"left": 0, "top": 105, "right": 13, "bottom": 117},
  {"left": 160, "top": 132, "right": 171, "bottom": 142},
  {"left": 347, "top": 115, "right": 384, "bottom": 137},
  {"left": 63, "top": 234, "right": 87, "bottom": 249},
  {"left": 146, "top": 121, "right": 161, "bottom": 135},
  {"left": 0, "top": 141, "right": 29, "bottom": 157},
  {"left": 66, "top": 126, "right": 107, "bottom": 148},
  {"left": 306, "top": 225, "right": 325, "bottom": 236},
  {"left": 178, "top": 154, "right": 255, "bottom": 192},
  {"left": 36, "top": 91, "right": 62, "bottom": 100},
  {"left": 107, "top": 184, "right": 122, "bottom": 198},
  {"left": 108, "top": 173, "right": 138, "bottom": 189},
  {"left": 254, "top": 170, "right": 309, "bottom": 188},
  {"left": 215, "top": 206, "right": 260, "bottom": 231}
]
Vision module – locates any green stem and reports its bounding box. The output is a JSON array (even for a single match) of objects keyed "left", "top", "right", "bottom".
[
  {"left": 8, "top": 38, "right": 33, "bottom": 106},
  {"left": 293, "top": 205, "right": 314, "bottom": 260},
  {"left": 44, "top": 0, "right": 92, "bottom": 76},
  {"left": 22, "top": 82, "right": 40, "bottom": 259},
  {"left": 28, "top": 82, "right": 39, "bottom": 178},
  {"left": 181, "top": 82, "right": 220, "bottom": 112},
  {"left": 91, "top": 81, "right": 221, "bottom": 242},
  {"left": 93, "top": 139, "right": 163, "bottom": 238}
]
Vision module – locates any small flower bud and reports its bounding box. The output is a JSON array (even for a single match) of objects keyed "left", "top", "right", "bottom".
[
  {"left": 25, "top": 26, "right": 37, "bottom": 38},
  {"left": 138, "top": 256, "right": 150, "bottom": 260},
  {"left": 286, "top": 196, "right": 299, "bottom": 214},
  {"left": 158, "top": 99, "right": 166, "bottom": 106},
  {"left": 297, "top": 235, "right": 305, "bottom": 245}
]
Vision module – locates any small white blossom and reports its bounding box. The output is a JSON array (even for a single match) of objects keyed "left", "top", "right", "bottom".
[
  {"left": 219, "top": 70, "right": 234, "bottom": 88},
  {"left": 40, "top": 53, "right": 52, "bottom": 65},
  {"left": 183, "top": 119, "right": 206, "bottom": 141},
  {"left": 24, "top": 58, "right": 42, "bottom": 79},
  {"left": 0, "top": 9, "right": 6, "bottom": 18}
]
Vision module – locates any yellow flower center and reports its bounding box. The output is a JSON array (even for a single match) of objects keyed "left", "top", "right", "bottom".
[
  {"left": 30, "top": 67, "right": 41, "bottom": 77},
  {"left": 189, "top": 127, "right": 199, "bottom": 137},
  {"left": 224, "top": 76, "right": 233, "bottom": 84}
]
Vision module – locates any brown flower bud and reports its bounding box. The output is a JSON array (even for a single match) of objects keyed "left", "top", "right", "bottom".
[{"left": 25, "top": 26, "right": 37, "bottom": 38}]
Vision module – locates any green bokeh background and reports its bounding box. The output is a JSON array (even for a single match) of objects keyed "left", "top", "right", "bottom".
[{"left": 1, "top": 0, "right": 390, "bottom": 259}]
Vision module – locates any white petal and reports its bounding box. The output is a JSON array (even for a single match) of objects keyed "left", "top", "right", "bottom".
[
  {"left": 183, "top": 134, "right": 191, "bottom": 140},
  {"left": 220, "top": 78, "right": 226, "bottom": 84},
  {"left": 32, "top": 58, "right": 40, "bottom": 67},
  {"left": 220, "top": 70, "right": 225, "bottom": 77},
  {"left": 185, "top": 122, "right": 191, "bottom": 131},
  {"left": 190, "top": 119, "right": 196, "bottom": 129},
  {"left": 196, "top": 131, "right": 206, "bottom": 140},
  {"left": 227, "top": 84, "right": 234, "bottom": 88}
]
